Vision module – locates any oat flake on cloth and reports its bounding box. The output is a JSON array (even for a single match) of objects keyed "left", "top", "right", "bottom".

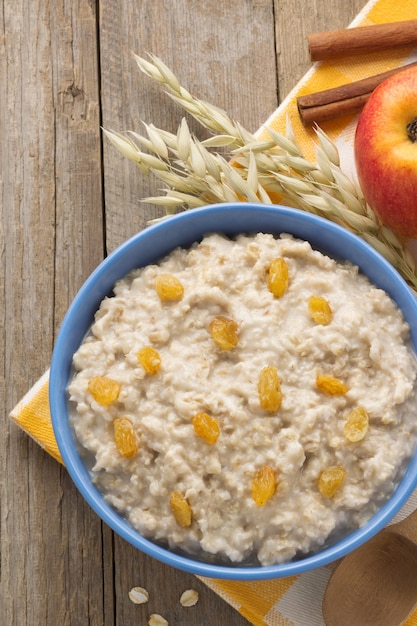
[{"left": 9, "top": 0, "right": 417, "bottom": 623}]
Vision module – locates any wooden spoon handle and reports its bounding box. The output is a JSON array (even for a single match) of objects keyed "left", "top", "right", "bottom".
[{"left": 394, "top": 507, "right": 417, "bottom": 546}]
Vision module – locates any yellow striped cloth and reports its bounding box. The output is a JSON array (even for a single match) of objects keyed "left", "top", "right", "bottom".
[{"left": 10, "top": 0, "right": 417, "bottom": 623}]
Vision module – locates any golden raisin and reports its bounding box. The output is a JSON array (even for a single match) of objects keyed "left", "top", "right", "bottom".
[
  {"left": 308, "top": 295, "right": 333, "bottom": 325},
  {"left": 344, "top": 406, "right": 369, "bottom": 443},
  {"left": 154, "top": 273, "right": 184, "bottom": 301},
  {"left": 87, "top": 376, "right": 121, "bottom": 406},
  {"left": 316, "top": 374, "right": 348, "bottom": 395},
  {"left": 258, "top": 366, "right": 282, "bottom": 412},
  {"left": 252, "top": 465, "right": 277, "bottom": 506},
  {"left": 192, "top": 412, "right": 220, "bottom": 444},
  {"left": 113, "top": 417, "right": 139, "bottom": 458},
  {"left": 268, "top": 258, "right": 289, "bottom": 298},
  {"left": 318, "top": 466, "right": 346, "bottom": 498},
  {"left": 169, "top": 491, "right": 192, "bottom": 527},
  {"left": 138, "top": 346, "right": 162, "bottom": 375},
  {"left": 209, "top": 315, "right": 239, "bottom": 350}
]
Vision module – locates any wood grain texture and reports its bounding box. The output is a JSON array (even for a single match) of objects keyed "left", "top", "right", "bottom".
[
  {"left": 100, "top": 0, "right": 278, "bottom": 250},
  {"left": 275, "top": 0, "right": 365, "bottom": 99},
  {"left": 1, "top": 1, "right": 366, "bottom": 624}
]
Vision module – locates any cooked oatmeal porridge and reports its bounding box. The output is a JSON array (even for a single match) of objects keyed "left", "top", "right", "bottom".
[{"left": 68, "top": 233, "right": 417, "bottom": 565}]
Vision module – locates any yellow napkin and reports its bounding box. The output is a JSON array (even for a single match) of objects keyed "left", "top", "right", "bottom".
[{"left": 10, "top": 0, "right": 417, "bottom": 624}]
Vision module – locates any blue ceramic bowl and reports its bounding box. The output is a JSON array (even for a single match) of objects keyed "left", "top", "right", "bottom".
[{"left": 50, "top": 203, "right": 417, "bottom": 580}]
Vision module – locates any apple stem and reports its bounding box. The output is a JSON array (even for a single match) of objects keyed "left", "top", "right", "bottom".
[{"left": 407, "top": 117, "right": 417, "bottom": 143}]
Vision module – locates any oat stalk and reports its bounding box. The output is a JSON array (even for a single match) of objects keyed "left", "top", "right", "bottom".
[{"left": 104, "top": 53, "right": 417, "bottom": 291}]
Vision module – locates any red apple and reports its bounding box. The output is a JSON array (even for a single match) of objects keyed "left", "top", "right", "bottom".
[{"left": 354, "top": 65, "right": 417, "bottom": 239}]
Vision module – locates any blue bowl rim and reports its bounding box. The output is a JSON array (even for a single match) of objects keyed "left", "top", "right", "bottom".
[{"left": 50, "top": 202, "right": 417, "bottom": 580}]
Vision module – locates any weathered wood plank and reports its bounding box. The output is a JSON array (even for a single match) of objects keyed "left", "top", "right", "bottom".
[
  {"left": 1, "top": 0, "right": 61, "bottom": 623},
  {"left": 100, "top": 0, "right": 278, "bottom": 250},
  {"left": 42, "top": 0, "right": 106, "bottom": 621},
  {"left": 1, "top": 0, "right": 104, "bottom": 624}
]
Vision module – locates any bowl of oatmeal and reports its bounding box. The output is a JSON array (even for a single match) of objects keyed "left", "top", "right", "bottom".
[{"left": 50, "top": 202, "right": 417, "bottom": 580}]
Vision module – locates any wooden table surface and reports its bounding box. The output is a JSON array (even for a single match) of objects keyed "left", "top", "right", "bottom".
[{"left": 2, "top": 1, "right": 365, "bottom": 624}]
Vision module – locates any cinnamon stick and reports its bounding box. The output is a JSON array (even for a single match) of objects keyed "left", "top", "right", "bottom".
[
  {"left": 308, "top": 19, "right": 417, "bottom": 61},
  {"left": 297, "top": 61, "right": 417, "bottom": 126}
]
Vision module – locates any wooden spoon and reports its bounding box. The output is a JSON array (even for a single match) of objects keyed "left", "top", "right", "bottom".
[{"left": 322, "top": 508, "right": 417, "bottom": 626}]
